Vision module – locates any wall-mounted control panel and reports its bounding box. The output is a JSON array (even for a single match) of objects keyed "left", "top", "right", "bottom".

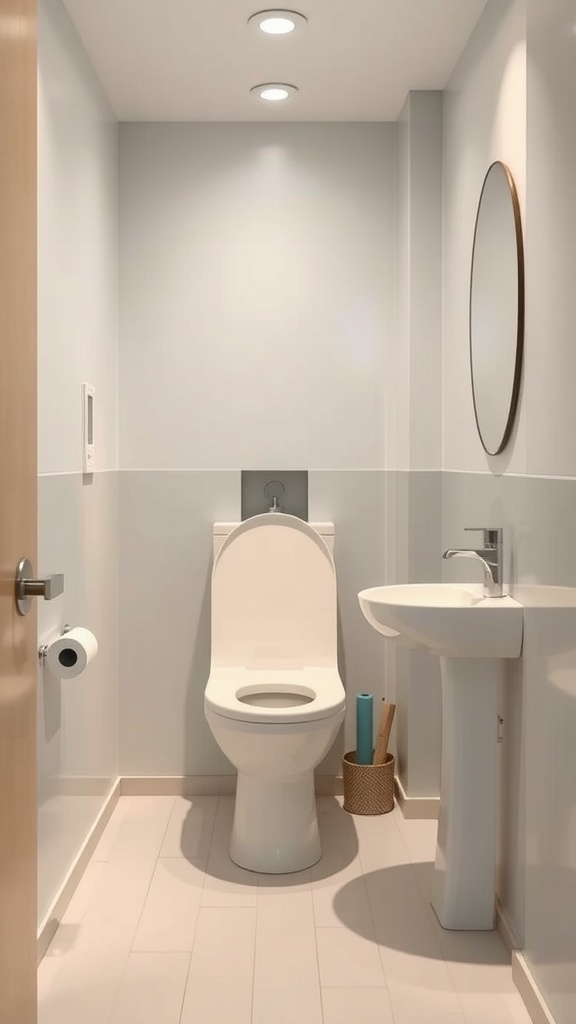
[
  {"left": 82, "top": 383, "right": 95, "bottom": 473},
  {"left": 241, "top": 470, "right": 308, "bottom": 520}
]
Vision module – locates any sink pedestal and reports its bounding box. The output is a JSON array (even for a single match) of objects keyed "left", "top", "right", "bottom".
[{"left": 432, "top": 656, "right": 501, "bottom": 930}]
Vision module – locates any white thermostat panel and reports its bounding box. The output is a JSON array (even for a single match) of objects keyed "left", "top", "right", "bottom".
[{"left": 82, "top": 383, "right": 95, "bottom": 473}]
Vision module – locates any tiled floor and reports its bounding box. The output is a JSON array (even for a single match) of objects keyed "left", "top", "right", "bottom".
[{"left": 38, "top": 794, "right": 532, "bottom": 1024}]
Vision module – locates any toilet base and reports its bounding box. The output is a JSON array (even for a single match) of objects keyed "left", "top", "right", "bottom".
[{"left": 230, "top": 770, "right": 321, "bottom": 873}]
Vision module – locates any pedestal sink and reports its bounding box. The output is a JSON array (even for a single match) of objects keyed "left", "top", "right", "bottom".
[{"left": 358, "top": 583, "right": 523, "bottom": 930}]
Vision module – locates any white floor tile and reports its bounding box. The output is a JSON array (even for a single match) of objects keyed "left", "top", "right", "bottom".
[
  {"left": 179, "top": 907, "right": 256, "bottom": 1024},
  {"left": 45, "top": 855, "right": 156, "bottom": 960},
  {"left": 434, "top": 925, "right": 511, "bottom": 975},
  {"left": 131, "top": 858, "right": 205, "bottom": 951},
  {"left": 200, "top": 803, "right": 258, "bottom": 906},
  {"left": 254, "top": 892, "right": 319, "bottom": 988},
  {"left": 108, "top": 952, "right": 190, "bottom": 1024},
  {"left": 104, "top": 796, "right": 175, "bottom": 864},
  {"left": 38, "top": 953, "right": 126, "bottom": 1024},
  {"left": 458, "top": 991, "right": 534, "bottom": 1024},
  {"left": 159, "top": 796, "right": 217, "bottom": 859},
  {"left": 393, "top": 809, "right": 438, "bottom": 862},
  {"left": 45, "top": 800, "right": 174, "bottom": 960},
  {"left": 257, "top": 868, "right": 311, "bottom": 898},
  {"left": 385, "top": 981, "right": 466, "bottom": 1024},
  {"left": 375, "top": 896, "right": 445, "bottom": 965},
  {"left": 312, "top": 859, "right": 372, "bottom": 928},
  {"left": 316, "top": 926, "right": 387, "bottom": 988},
  {"left": 60, "top": 861, "right": 106, "bottom": 925},
  {"left": 316, "top": 808, "right": 362, "bottom": 872},
  {"left": 90, "top": 801, "right": 129, "bottom": 862},
  {"left": 363, "top": 861, "right": 423, "bottom": 910},
  {"left": 253, "top": 984, "right": 323, "bottom": 1024},
  {"left": 38, "top": 793, "right": 532, "bottom": 1024},
  {"left": 315, "top": 795, "right": 345, "bottom": 815},
  {"left": 321, "top": 987, "right": 395, "bottom": 1024},
  {"left": 356, "top": 816, "right": 412, "bottom": 872}
]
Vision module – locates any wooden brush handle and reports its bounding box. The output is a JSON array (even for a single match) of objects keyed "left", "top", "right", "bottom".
[{"left": 372, "top": 701, "right": 396, "bottom": 765}]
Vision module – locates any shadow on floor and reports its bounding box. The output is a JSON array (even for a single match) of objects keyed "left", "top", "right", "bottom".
[
  {"left": 333, "top": 862, "right": 512, "bottom": 964},
  {"left": 189, "top": 795, "right": 359, "bottom": 885}
]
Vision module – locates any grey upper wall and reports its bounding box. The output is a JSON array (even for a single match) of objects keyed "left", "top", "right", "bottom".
[{"left": 118, "top": 122, "right": 397, "bottom": 471}]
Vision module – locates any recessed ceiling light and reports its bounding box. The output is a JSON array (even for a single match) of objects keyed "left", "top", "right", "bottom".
[
  {"left": 248, "top": 10, "right": 308, "bottom": 35},
  {"left": 251, "top": 83, "right": 299, "bottom": 102}
]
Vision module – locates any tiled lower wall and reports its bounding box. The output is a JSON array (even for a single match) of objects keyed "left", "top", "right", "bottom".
[
  {"left": 442, "top": 471, "right": 576, "bottom": 1024},
  {"left": 37, "top": 471, "right": 119, "bottom": 923},
  {"left": 119, "top": 471, "right": 392, "bottom": 777},
  {"left": 117, "top": 470, "right": 442, "bottom": 785},
  {"left": 37, "top": 466, "right": 576, "bottom": 1021}
]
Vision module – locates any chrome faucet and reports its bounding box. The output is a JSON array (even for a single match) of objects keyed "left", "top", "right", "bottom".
[{"left": 443, "top": 527, "right": 504, "bottom": 598}]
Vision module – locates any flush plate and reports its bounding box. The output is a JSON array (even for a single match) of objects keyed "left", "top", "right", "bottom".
[{"left": 241, "top": 470, "right": 308, "bottom": 520}]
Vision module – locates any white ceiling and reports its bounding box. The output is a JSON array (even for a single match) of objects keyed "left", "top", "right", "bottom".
[{"left": 62, "top": 0, "right": 488, "bottom": 122}]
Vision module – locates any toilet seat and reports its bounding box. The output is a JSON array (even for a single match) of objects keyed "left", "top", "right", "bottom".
[{"left": 205, "top": 666, "right": 345, "bottom": 725}]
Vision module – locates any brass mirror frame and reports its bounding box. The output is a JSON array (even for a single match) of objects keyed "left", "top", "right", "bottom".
[{"left": 469, "top": 161, "right": 525, "bottom": 456}]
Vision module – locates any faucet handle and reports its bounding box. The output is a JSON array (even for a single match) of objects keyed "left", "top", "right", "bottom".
[{"left": 464, "top": 527, "right": 502, "bottom": 547}]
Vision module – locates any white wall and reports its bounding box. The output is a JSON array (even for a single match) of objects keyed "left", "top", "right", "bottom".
[
  {"left": 37, "top": 0, "right": 118, "bottom": 924},
  {"left": 117, "top": 124, "right": 396, "bottom": 777},
  {"left": 443, "top": 2, "right": 576, "bottom": 1022},
  {"left": 39, "top": 1, "right": 118, "bottom": 475},
  {"left": 119, "top": 123, "right": 396, "bottom": 471},
  {"left": 393, "top": 93, "right": 443, "bottom": 797},
  {"left": 522, "top": 3, "right": 576, "bottom": 1019},
  {"left": 443, "top": 0, "right": 526, "bottom": 475},
  {"left": 442, "top": 0, "right": 527, "bottom": 949}
]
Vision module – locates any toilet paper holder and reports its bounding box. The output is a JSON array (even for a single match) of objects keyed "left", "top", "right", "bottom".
[{"left": 38, "top": 624, "right": 71, "bottom": 660}]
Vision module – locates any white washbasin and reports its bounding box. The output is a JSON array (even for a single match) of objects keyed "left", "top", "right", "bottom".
[
  {"left": 358, "top": 580, "right": 525, "bottom": 929},
  {"left": 358, "top": 583, "right": 523, "bottom": 658}
]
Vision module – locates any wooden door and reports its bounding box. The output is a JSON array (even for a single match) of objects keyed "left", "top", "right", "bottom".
[{"left": 0, "top": 1, "right": 38, "bottom": 1021}]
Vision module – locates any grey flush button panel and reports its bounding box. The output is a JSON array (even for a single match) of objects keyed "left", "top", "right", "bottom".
[{"left": 241, "top": 471, "right": 308, "bottom": 521}]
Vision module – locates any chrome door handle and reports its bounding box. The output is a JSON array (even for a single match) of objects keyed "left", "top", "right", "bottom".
[{"left": 15, "top": 558, "right": 65, "bottom": 616}]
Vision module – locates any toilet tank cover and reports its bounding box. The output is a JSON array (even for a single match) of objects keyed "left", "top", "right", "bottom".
[{"left": 211, "top": 514, "right": 337, "bottom": 669}]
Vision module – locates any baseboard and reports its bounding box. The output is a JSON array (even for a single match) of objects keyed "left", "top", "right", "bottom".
[
  {"left": 55, "top": 775, "right": 116, "bottom": 797},
  {"left": 37, "top": 778, "right": 121, "bottom": 963},
  {"left": 495, "top": 897, "right": 521, "bottom": 951},
  {"left": 394, "top": 775, "right": 440, "bottom": 819},
  {"left": 512, "top": 952, "right": 557, "bottom": 1024},
  {"left": 120, "top": 775, "right": 344, "bottom": 797},
  {"left": 494, "top": 902, "right": 557, "bottom": 1024},
  {"left": 120, "top": 775, "right": 237, "bottom": 796}
]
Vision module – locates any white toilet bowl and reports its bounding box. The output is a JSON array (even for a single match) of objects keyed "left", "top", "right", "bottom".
[{"left": 204, "top": 515, "right": 345, "bottom": 873}]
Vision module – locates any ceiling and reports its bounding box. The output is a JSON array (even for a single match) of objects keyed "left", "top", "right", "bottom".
[{"left": 62, "top": 0, "right": 488, "bottom": 122}]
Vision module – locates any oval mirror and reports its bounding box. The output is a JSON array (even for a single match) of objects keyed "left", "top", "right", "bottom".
[{"left": 469, "top": 161, "right": 524, "bottom": 455}]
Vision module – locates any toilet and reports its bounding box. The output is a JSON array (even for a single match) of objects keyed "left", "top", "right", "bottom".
[{"left": 205, "top": 513, "right": 346, "bottom": 873}]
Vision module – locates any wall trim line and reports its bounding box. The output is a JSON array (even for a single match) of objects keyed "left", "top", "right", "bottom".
[
  {"left": 394, "top": 775, "right": 440, "bottom": 819},
  {"left": 120, "top": 774, "right": 344, "bottom": 797},
  {"left": 512, "top": 952, "right": 557, "bottom": 1024},
  {"left": 37, "top": 778, "right": 121, "bottom": 963},
  {"left": 495, "top": 896, "right": 521, "bottom": 952}
]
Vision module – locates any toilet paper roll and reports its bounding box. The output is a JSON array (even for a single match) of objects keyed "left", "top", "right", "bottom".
[{"left": 45, "top": 627, "right": 98, "bottom": 679}]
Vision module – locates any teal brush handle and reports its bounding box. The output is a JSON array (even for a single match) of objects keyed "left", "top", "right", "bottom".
[{"left": 356, "top": 693, "right": 373, "bottom": 765}]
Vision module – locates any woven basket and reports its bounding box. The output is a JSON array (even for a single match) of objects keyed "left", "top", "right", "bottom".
[{"left": 342, "top": 751, "right": 395, "bottom": 815}]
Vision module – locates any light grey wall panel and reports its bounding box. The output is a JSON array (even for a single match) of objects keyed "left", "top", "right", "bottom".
[
  {"left": 37, "top": 471, "right": 119, "bottom": 921},
  {"left": 119, "top": 471, "right": 240, "bottom": 775},
  {"left": 309, "top": 471, "right": 388, "bottom": 769},
  {"left": 442, "top": 470, "right": 576, "bottom": 976}
]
